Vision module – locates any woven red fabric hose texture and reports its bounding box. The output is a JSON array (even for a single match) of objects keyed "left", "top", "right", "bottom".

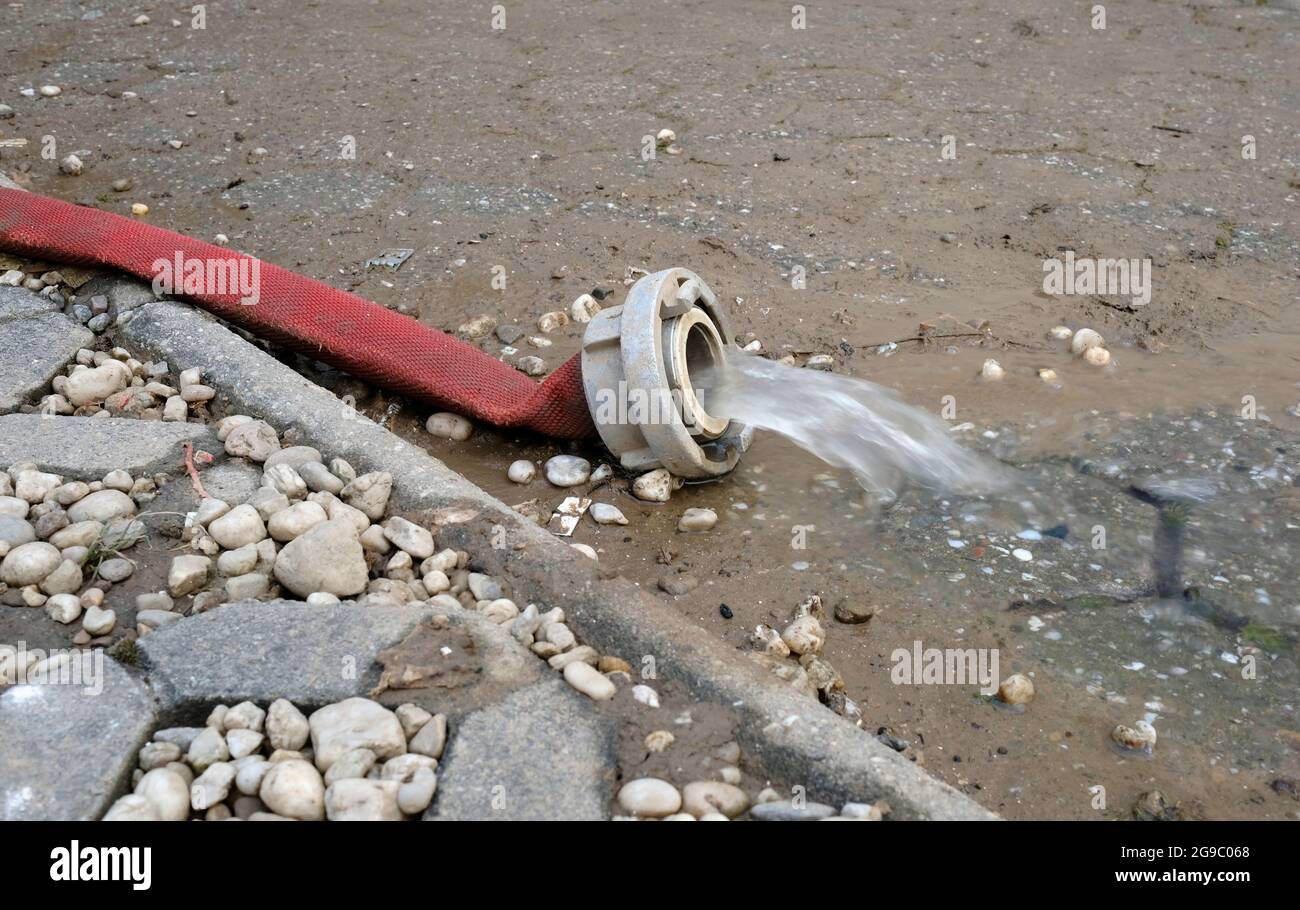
[{"left": 0, "top": 188, "right": 596, "bottom": 439}]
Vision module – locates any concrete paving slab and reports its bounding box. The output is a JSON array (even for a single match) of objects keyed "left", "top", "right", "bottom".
[
  {"left": 0, "top": 657, "right": 157, "bottom": 820},
  {"left": 0, "top": 293, "right": 94, "bottom": 414},
  {"left": 136, "top": 600, "right": 434, "bottom": 708},
  {"left": 427, "top": 677, "right": 614, "bottom": 821},
  {"left": 0, "top": 413, "right": 219, "bottom": 479}
]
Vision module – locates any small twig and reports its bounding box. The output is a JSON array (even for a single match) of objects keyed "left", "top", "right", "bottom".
[{"left": 183, "top": 442, "right": 209, "bottom": 500}]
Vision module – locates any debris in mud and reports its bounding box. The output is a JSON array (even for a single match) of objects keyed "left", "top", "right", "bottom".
[
  {"left": 1111, "top": 720, "right": 1158, "bottom": 755},
  {"left": 370, "top": 619, "right": 480, "bottom": 695},
  {"left": 548, "top": 496, "right": 591, "bottom": 536},
  {"left": 633, "top": 468, "right": 676, "bottom": 502},
  {"left": 832, "top": 599, "right": 875, "bottom": 625},
  {"left": 363, "top": 249, "right": 414, "bottom": 271},
  {"left": 1133, "top": 790, "right": 1183, "bottom": 821},
  {"left": 658, "top": 572, "right": 699, "bottom": 596}
]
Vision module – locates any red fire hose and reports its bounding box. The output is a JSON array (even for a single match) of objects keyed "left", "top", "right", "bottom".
[{"left": 0, "top": 188, "right": 596, "bottom": 439}]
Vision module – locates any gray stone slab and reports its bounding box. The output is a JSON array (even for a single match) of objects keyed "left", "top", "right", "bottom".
[
  {"left": 136, "top": 600, "right": 543, "bottom": 712},
  {"left": 0, "top": 285, "right": 62, "bottom": 321},
  {"left": 0, "top": 414, "right": 219, "bottom": 479},
  {"left": 0, "top": 305, "right": 94, "bottom": 414},
  {"left": 427, "top": 677, "right": 614, "bottom": 821},
  {"left": 0, "top": 656, "right": 157, "bottom": 820},
  {"left": 137, "top": 600, "right": 430, "bottom": 708}
]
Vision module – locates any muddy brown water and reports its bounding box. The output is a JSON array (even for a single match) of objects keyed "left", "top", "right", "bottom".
[{"left": 4, "top": 0, "right": 1299, "bottom": 818}]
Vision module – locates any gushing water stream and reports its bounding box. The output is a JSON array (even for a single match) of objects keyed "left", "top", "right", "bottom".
[{"left": 697, "top": 353, "right": 1011, "bottom": 500}]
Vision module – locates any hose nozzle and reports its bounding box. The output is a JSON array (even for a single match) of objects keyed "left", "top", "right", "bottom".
[{"left": 580, "top": 268, "right": 752, "bottom": 479}]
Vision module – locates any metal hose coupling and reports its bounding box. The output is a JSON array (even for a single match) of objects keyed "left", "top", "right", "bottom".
[{"left": 581, "top": 267, "right": 752, "bottom": 479}]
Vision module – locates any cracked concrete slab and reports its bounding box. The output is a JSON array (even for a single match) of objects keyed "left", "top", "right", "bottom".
[
  {"left": 136, "top": 600, "right": 434, "bottom": 708},
  {"left": 135, "top": 600, "right": 544, "bottom": 713},
  {"left": 0, "top": 657, "right": 157, "bottom": 821},
  {"left": 0, "top": 288, "right": 94, "bottom": 414},
  {"left": 0, "top": 413, "right": 219, "bottom": 479},
  {"left": 427, "top": 676, "right": 615, "bottom": 821}
]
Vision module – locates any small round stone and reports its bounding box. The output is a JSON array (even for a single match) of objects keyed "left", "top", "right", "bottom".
[
  {"left": 677, "top": 507, "right": 717, "bottom": 532},
  {"left": 425, "top": 412, "right": 473, "bottom": 441},
  {"left": 632, "top": 468, "right": 674, "bottom": 502},
  {"left": 997, "top": 673, "right": 1035, "bottom": 705},
  {"left": 259, "top": 758, "right": 325, "bottom": 820},
  {"left": 0, "top": 541, "right": 62, "bottom": 586},
  {"left": 589, "top": 503, "right": 627, "bottom": 525},
  {"left": 681, "top": 781, "right": 750, "bottom": 819},
  {"left": 507, "top": 460, "right": 536, "bottom": 483},
  {"left": 1071, "top": 328, "right": 1104, "bottom": 356},
  {"left": 617, "top": 778, "right": 682, "bottom": 818},
  {"left": 82, "top": 605, "right": 117, "bottom": 636},
  {"left": 1083, "top": 346, "right": 1111, "bottom": 367},
  {"left": 563, "top": 661, "right": 616, "bottom": 700},
  {"left": 98, "top": 558, "right": 134, "bottom": 582},
  {"left": 1112, "top": 721, "right": 1157, "bottom": 753},
  {"left": 545, "top": 455, "right": 591, "bottom": 487}
]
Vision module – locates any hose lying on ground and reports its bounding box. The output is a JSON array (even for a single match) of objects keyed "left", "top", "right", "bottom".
[{"left": 0, "top": 187, "right": 597, "bottom": 440}]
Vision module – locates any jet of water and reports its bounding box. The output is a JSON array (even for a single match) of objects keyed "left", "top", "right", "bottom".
[{"left": 696, "top": 353, "right": 1012, "bottom": 500}]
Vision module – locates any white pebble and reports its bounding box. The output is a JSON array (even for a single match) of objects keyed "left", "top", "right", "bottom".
[
  {"left": 545, "top": 455, "right": 591, "bottom": 487},
  {"left": 425, "top": 412, "right": 473, "bottom": 441},
  {"left": 1083, "top": 346, "right": 1111, "bottom": 367},
  {"left": 563, "top": 661, "right": 616, "bottom": 700},
  {"left": 570, "top": 293, "right": 601, "bottom": 323},
  {"left": 632, "top": 684, "right": 660, "bottom": 708},
  {"left": 632, "top": 468, "right": 674, "bottom": 502},
  {"left": 507, "top": 460, "right": 536, "bottom": 483},
  {"left": 617, "top": 778, "right": 681, "bottom": 818},
  {"left": 1071, "top": 328, "right": 1104, "bottom": 356},
  {"left": 589, "top": 503, "right": 627, "bottom": 525},
  {"left": 677, "top": 507, "right": 717, "bottom": 532}
]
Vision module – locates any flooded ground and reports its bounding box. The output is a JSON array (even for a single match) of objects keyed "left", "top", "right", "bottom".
[{"left": 3, "top": 0, "right": 1298, "bottom": 818}]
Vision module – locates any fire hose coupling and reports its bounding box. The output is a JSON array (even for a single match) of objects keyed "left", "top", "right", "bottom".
[{"left": 581, "top": 267, "right": 753, "bottom": 479}]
